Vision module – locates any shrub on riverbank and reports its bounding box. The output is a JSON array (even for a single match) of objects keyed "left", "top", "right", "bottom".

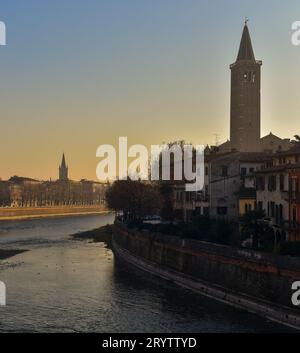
[
  {"left": 106, "top": 180, "right": 162, "bottom": 222},
  {"left": 126, "top": 216, "right": 239, "bottom": 246},
  {"left": 0, "top": 249, "right": 27, "bottom": 260},
  {"left": 72, "top": 225, "right": 113, "bottom": 249}
]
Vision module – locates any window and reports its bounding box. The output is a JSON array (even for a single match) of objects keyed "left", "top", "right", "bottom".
[
  {"left": 205, "top": 185, "right": 209, "bottom": 199},
  {"left": 256, "top": 176, "right": 265, "bottom": 191},
  {"left": 243, "top": 71, "right": 256, "bottom": 83},
  {"left": 275, "top": 205, "right": 279, "bottom": 224},
  {"left": 217, "top": 207, "right": 227, "bottom": 215},
  {"left": 279, "top": 175, "right": 285, "bottom": 191},
  {"left": 186, "top": 192, "right": 194, "bottom": 202},
  {"left": 293, "top": 207, "right": 297, "bottom": 223},
  {"left": 268, "top": 175, "right": 277, "bottom": 191},
  {"left": 249, "top": 168, "right": 254, "bottom": 174},
  {"left": 177, "top": 192, "right": 184, "bottom": 202},
  {"left": 241, "top": 168, "right": 247, "bottom": 177},
  {"left": 221, "top": 166, "right": 228, "bottom": 177},
  {"left": 245, "top": 204, "right": 252, "bottom": 213},
  {"left": 205, "top": 166, "right": 209, "bottom": 176},
  {"left": 279, "top": 204, "right": 283, "bottom": 223},
  {"left": 291, "top": 177, "right": 298, "bottom": 192},
  {"left": 203, "top": 207, "right": 209, "bottom": 216},
  {"left": 195, "top": 207, "right": 201, "bottom": 216},
  {"left": 270, "top": 202, "right": 275, "bottom": 218}
]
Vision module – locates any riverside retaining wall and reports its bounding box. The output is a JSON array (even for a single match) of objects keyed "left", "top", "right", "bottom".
[
  {"left": 113, "top": 223, "right": 300, "bottom": 312},
  {"left": 0, "top": 205, "right": 108, "bottom": 221}
]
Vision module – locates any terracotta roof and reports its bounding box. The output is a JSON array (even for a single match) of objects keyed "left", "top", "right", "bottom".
[
  {"left": 9, "top": 176, "right": 39, "bottom": 184},
  {"left": 239, "top": 152, "right": 272, "bottom": 162},
  {"left": 256, "top": 163, "right": 300, "bottom": 174},
  {"left": 275, "top": 143, "right": 300, "bottom": 156}
]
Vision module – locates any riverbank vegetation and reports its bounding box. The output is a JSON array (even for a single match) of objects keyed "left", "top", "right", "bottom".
[
  {"left": 105, "top": 179, "right": 300, "bottom": 257},
  {"left": 71, "top": 224, "right": 114, "bottom": 249},
  {"left": 127, "top": 216, "right": 239, "bottom": 246},
  {"left": 0, "top": 249, "right": 27, "bottom": 260},
  {"left": 105, "top": 179, "right": 162, "bottom": 222}
]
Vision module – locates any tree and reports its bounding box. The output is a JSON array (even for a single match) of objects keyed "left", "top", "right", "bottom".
[
  {"left": 159, "top": 182, "right": 175, "bottom": 222},
  {"left": 240, "top": 210, "right": 274, "bottom": 250},
  {"left": 106, "top": 179, "right": 162, "bottom": 222},
  {"left": 156, "top": 140, "right": 191, "bottom": 222}
]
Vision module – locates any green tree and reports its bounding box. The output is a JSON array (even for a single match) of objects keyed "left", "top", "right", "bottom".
[
  {"left": 159, "top": 182, "right": 175, "bottom": 222},
  {"left": 292, "top": 135, "right": 300, "bottom": 144},
  {"left": 106, "top": 179, "right": 161, "bottom": 222},
  {"left": 240, "top": 210, "right": 274, "bottom": 250}
]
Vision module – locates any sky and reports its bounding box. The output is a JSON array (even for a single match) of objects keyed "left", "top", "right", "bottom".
[{"left": 0, "top": 0, "right": 300, "bottom": 180}]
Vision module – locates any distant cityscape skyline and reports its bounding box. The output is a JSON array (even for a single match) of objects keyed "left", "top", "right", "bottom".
[
  {"left": 0, "top": 153, "right": 102, "bottom": 182},
  {"left": 1, "top": 1, "right": 300, "bottom": 180}
]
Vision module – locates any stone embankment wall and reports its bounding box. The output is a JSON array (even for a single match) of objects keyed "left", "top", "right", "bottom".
[
  {"left": 0, "top": 205, "right": 108, "bottom": 221},
  {"left": 113, "top": 223, "right": 300, "bottom": 310}
]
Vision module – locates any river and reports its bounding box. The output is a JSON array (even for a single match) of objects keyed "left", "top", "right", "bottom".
[{"left": 0, "top": 214, "right": 292, "bottom": 333}]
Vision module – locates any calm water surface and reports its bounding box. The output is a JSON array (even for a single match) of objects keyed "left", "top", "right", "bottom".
[{"left": 0, "top": 214, "right": 293, "bottom": 332}]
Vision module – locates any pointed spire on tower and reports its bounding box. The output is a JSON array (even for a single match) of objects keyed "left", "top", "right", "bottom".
[
  {"left": 236, "top": 19, "right": 256, "bottom": 62},
  {"left": 59, "top": 153, "right": 68, "bottom": 181},
  {"left": 61, "top": 153, "right": 67, "bottom": 168}
]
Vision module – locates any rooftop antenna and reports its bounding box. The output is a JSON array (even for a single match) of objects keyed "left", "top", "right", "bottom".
[
  {"left": 245, "top": 17, "right": 249, "bottom": 25},
  {"left": 214, "top": 133, "right": 220, "bottom": 147}
]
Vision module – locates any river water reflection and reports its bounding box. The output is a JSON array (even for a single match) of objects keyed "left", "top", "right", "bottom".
[{"left": 0, "top": 214, "right": 293, "bottom": 332}]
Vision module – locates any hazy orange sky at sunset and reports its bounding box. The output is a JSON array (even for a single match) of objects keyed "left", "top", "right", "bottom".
[{"left": 1, "top": 1, "right": 300, "bottom": 180}]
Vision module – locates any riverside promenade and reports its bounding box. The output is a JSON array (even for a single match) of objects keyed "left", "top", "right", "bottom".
[{"left": 0, "top": 205, "right": 109, "bottom": 221}]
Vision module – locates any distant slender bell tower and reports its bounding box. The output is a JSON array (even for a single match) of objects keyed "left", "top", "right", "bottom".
[
  {"left": 230, "top": 20, "right": 262, "bottom": 152},
  {"left": 59, "top": 153, "right": 68, "bottom": 181}
]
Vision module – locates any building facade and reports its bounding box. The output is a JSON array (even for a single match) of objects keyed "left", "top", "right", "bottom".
[
  {"left": 209, "top": 152, "right": 268, "bottom": 219},
  {"left": 256, "top": 145, "right": 300, "bottom": 241}
]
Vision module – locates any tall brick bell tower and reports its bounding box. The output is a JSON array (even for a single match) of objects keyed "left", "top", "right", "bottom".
[{"left": 230, "top": 20, "right": 262, "bottom": 152}]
